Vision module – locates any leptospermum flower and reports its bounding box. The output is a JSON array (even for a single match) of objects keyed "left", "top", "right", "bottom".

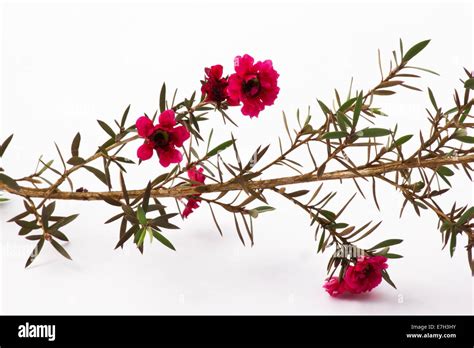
[
  {"left": 323, "top": 255, "right": 388, "bottom": 297},
  {"left": 136, "top": 110, "right": 190, "bottom": 168},
  {"left": 182, "top": 166, "right": 206, "bottom": 218},
  {"left": 323, "top": 277, "right": 347, "bottom": 297},
  {"left": 227, "top": 54, "right": 280, "bottom": 118},
  {"left": 201, "top": 65, "right": 234, "bottom": 106}
]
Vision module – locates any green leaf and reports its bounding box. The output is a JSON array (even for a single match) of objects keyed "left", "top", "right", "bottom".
[
  {"left": 317, "top": 229, "right": 326, "bottom": 253},
  {"left": 449, "top": 232, "right": 457, "bottom": 257},
  {"left": 149, "top": 213, "right": 180, "bottom": 229},
  {"left": 321, "top": 131, "right": 348, "bottom": 140},
  {"left": 0, "top": 173, "right": 20, "bottom": 190},
  {"left": 356, "top": 128, "right": 391, "bottom": 138},
  {"left": 26, "top": 235, "right": 43, "bottom": 241},
  {"left": 37, "top": 159, "right": 54, "bottom": 176},
  {"left": 254, "top": 206, "right": 275, "bottom": 213},
  {"left": 464, "top": 78, "right": 474, "bottom": 90},
  {"left": 114, "top": 156, "right": 135, "bottom": 164},
  {"left": 41, "top": 202, "right": 56, "bottom": 225},
  {"left": 382, "top": 269, "right": 397, "bottom": 289},
  {"left": 84, "top": 166, "right": 108, "bottom": 185},
  {"left": 336, "top": 112, "right": 348, "bottom": 132},
  {"left": 300, "top": 124, "right": 313, "bottom": 135},
  {"left": 352, "top": 92, "right": 363, "bottom": 129},
  {"left": 71, "top": 132, "right": 81, "bottom": 157},
  {"left": 373, "top": 90, "right": 396, "bottom": 96},
  {"left": 391, "top": 134, "right": 413, "bottom": 149},
  {"left": 319, "top": 210, "right": 336, "bottom": 222},
  {"left": 142, "top": 181, "right": 152, "bottom": 212},
  {"left": 327, "top": 223, "right": 349, "bottom": 229},
  {"left": 402, "top": 39, "right": 430, "bottom": 62},
  {"left": 436, "top": 166, "right": 454, "bottom": 177},
  {"left": 67, "top": 156, "right": 85, "bottom": 165},
  {"left": 369, "top": 239, "right": 403, "bottom": 250},
  {"left": 159, "top": 83, "right": 166, "bottom": 113},
  {"left": 287, "top": 190, "right": 309, "bottom": 198},
  {"left": 248, "top": 205, "right": 275, "bottom": 218},
  {"left": 0, "top": 134, "right": 14, "bottom": 157},
  {"left": 49, "top": 230, "right": 69, "bottom": 241},
  {"left": 137, "top": 206, "right": 147, "bottom": 226},
  {"left": 385, "top": 253, "right": 403, "bottom": 259},
  {"left": 98, "top": 194, "right": 122, "bottom": 207},
  {"left": 152, "top": 229, "right": 176, "bottom": 251},
  {"left": 457, "top": 207, "right": 474, "bottom": 226},
  {"left": 50, "top": 214, "right": 79, "bottom": 231},
  {"left": 317, "top": 99, "right": 332, "bottom": 115},
  {"left": 25, "top": 238, "right": 44, "bottom": 268},
  {"left": 137, "top": 227, "right": 146, "bottom": 247},
  {"left": 456, "top": 136, "right": 474, "bottom": 144},
  {"left": 50, "top": 239, "right": 72, "bottom": 260},
  {"left": 121, "top": 104, "right": 131, "bottom": 128},
  {"left": 206, "top": 140, "right": 234, "bottom": 157},
  {"left": 97, "top": 120, "right": 115, "bottom": 138},
  {"left": 114, "top": 224, "right": 139, "bottom": 249},
  {"left": 16, "top": 220, "right": 41, "bottom": 230},
  {"left": 427, "top": 88, "right": 438, "bottom": 110},
  {"left": 337, "top": 97, "right": 357, "bottom": 113}
]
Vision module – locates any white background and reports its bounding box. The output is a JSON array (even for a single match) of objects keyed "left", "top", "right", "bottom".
[{"left": 1, "top": 0, "right": 473, "bottom": 314}]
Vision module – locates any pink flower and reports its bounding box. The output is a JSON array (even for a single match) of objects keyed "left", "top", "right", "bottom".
[
  {"left": 323, "top": 256, "right": 389, "bottom": 297},
  {"left": 323, "top": 277, "right": 348, "bottom": 297},
  {"left": 182, "top": 198, "right": 200, "bottom": 218},
  {"left": 344, "top": 255, "right": 388, "bottom": 294},
  {"left": 227, "top": 54, "right": 280, "bottom": 118},
  {"left": 201, "top": 65, "right": 230, "bottom": 105},
  {"left": 187, "top": 166, "right": 205, "bottom": 185},
  {"left": 136, "top": 110, "right": 190, "bottom": 167},
  {"left": 182, "top": 166, "right": 206, "bottom": 219}
]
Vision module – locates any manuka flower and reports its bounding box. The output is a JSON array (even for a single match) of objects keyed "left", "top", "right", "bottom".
[
  {"left": 343, "top": 255, "right": 388, "bottom": 294},
  {"left": 182, "top": 166, "right": 205, "bottom": 218},
  {"left": 227, "top": 54, "right": 280, "bottom": 118},
  {"left": 201, "top": 65, "right": 232, "bottom": 106},
  {"left": 136, "top": 110, "right": 190, "bottom": 167},
  {"left": 323, "top": 277, "right": 348, "bottom": 297},
  {"left": 323, "top": 256, "right": 388, "bottom": 297}
]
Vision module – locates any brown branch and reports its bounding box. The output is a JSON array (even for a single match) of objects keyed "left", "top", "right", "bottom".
[{"left": 2, "top": 153, "right": 473, "bottom": 201}]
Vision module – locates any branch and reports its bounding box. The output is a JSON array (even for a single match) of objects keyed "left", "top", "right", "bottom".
[{"left": 2, "top": 153, "right": 473, "bottom": 200}]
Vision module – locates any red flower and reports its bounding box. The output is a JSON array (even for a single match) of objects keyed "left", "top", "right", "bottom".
[
  {"left": 187, "top": 166, "right": 205, "bottom": 184},
  {"left": 136, "top": 110, "right": 190, "bottom": 167},
  {"left": 201, "top": 65, "right": 230, "bottom": 105},
  {"left": 227, "top": 54, "right": 280, "bottom": 118},
  {"left": 323, "top": 277, "right": 348, "bottom": 297},
  {"left": 182, "top": 198, "right": 200, "bottom": 219},
  {"left": 182, "top": 166, "right": 206, "bottom": 219},
  {"left": 344, "top": 255, "right": 388, "bottom": 294},
  {"left": 323, "top": 256, "right": 388, "bottom": 297}
]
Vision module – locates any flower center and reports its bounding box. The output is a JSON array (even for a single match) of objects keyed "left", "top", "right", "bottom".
[
  {"left": 363, "top": 265, "right": 373, "bottom": 276},
  {"left": 212, "top": 84, "right": 225, "bottom": 101},
  {"left": 151, "top": 130, "right": 170, "bottom": 147},
  {"left": 242, "top": 77, "right": 261, "bottom": 97}
]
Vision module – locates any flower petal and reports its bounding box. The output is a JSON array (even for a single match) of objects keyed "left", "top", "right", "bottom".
[
  {"left": 208, "top": 64, "right": 223, "bottom": 79},
  {"left": 234, "top": 54, "right": 255, "bottom": 76},
  {"left": 136, "top": 116, "right": 154, "bottom": 138},
  {"left": 170, "top": 125, "right": 190, "bottom": 147},
  {"left": 182, "top": 198, "right": 201, "bottom": 218},
  {"left": 187, "top": 166, "right": 205, "bottom": 184},
  {"left": 158, "top": 109, "right": 176, "bottom": 128},
  {"left": 137, "top": 142, "right": 154, "bottom": 160},
  {"left": 157, "top": 147, "right": 183, "bottom": 167}
]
